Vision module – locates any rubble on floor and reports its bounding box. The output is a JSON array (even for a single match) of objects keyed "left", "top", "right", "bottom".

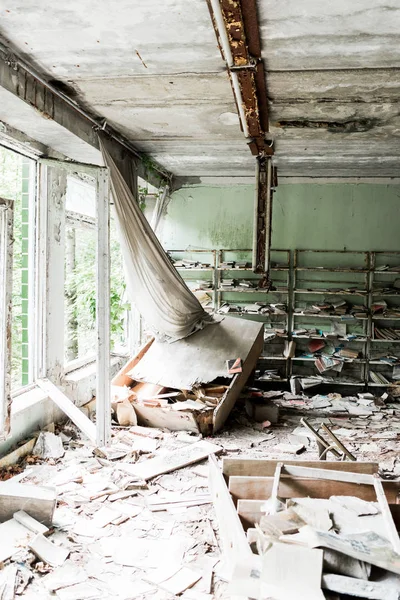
[{"left": 0, "top": 386, "right": 398, "bottom": 598}]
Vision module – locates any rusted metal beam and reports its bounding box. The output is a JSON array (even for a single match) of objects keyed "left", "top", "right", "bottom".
[
  {"left": 252, "top": 156, "right": 273, "bottom": 278},
  {"left": 207, "top": 0, "right": 272, "bottom": 155}
]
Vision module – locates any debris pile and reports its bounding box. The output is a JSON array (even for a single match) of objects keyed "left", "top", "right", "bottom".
[{"left": 227, "top": 462, "right": 400, "bottom": 600}]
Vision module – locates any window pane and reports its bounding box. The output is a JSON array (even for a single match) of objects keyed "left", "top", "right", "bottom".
[
  {"left": 66, "top": 175, "right": 96, "bottom": 219},
  {"left": 110, "top": 216, "right": 130, "bottom": 354},
  {"left": 0, "top": 147, "right": 34, "bottom": 389},
  {"left": 64, "top": 222, "right": 97, "bottom": 363}
]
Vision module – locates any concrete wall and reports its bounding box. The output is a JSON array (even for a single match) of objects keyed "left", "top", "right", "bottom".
[{"left": 159, "top": 184, "right": 400, "bottom": 252}]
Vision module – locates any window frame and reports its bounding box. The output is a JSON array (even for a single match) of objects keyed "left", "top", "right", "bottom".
[{"left": 0, "top": 198, "right": 14, "bottom": 439}]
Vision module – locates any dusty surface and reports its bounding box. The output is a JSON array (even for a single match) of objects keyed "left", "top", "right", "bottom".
[{"left": 1, "top": 388, "right": 399, "bottom": 598}]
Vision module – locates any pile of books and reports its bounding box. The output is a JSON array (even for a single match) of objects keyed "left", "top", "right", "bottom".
[
  {"left": 370, "top": 371, "right": 390, "bottom": 385},
  {"left": 374, "top": 326, "right": 400, "bottom": 340},
  {"left": 294, "top": 299, "right": 368, "bottom": 318},
  {"left": 172, "top": 258, "right": 211, "bottom": 269},
  {"left": 220, "top": 261, "right": 251, "bottom": 269}
]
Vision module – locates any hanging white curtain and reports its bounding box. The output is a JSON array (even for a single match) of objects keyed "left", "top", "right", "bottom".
[{"left": 100, "top": 138, "right": 218, "bottom": 343}]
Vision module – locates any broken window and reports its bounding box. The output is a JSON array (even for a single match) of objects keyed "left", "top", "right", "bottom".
[
  {"left": 0, "top": 148, "right": 35, "bottom": 390},
  {"left": 64, "top": 176, "right": 97, "bottom": 365},
  {"left": 64, "top": 175, "right": 130, "bottom": 367}
]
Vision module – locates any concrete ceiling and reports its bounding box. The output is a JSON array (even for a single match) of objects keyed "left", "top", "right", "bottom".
[{"left": 0, "top": 0, "right": 399, "bottom": 178}]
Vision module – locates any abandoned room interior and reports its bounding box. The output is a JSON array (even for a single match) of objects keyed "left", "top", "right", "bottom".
[{"left": 0, "top": 1, "right": 400, "bottom": 599}]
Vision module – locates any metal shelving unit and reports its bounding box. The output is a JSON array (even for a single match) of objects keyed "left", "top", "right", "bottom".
[
  {"left": 166, "top": 247, "right": 400, "bottom": 390},
  {"left": 290, "top": 250, "right": 371, "bottom": 387},
  {"left": 217, "top": 248, "right": 291, "bottom": 381},
  {"left": 167, "top": 249, "right": 217, "bottom": 308},
  {"left": 368, "top": 251, "right": 400, "bottom": 386}
]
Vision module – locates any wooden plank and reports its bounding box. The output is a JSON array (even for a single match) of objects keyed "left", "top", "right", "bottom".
[
  {"left": 133, "top": 404, "right": 201, "bottom": 433},
  {"left": 128, "top": 316, "right": 264, "bottom": 390},
  {"left": 237, "top": 499, "right": 267, "bottom": 529},
  {"left": 112, "top": 338, "right": 154, "bottom": 387},
  {"left": 213, "top": 325, "right": 263, "bottom": 432},
  {"left": 373, "top": 475, "right": 400, "bottom": 554},
  {"left": 0, "top": 437, "right": 36, "bottom": 469},
  {"left": 229, "top": 476, "right": 400, "bottom": 504},
  {"left": 123, "top": 440, "right": 223, "bottom": 480},
  {"left": 222, "top": 458, "right": 379, "bottom": 478},
  {"left": 208, "top": 455, "right": 252, "bottom": 579},
  {"left": 37, "top": 378, "right": 96, "bottom": 443},
  {"left": 282, "top": 464, "right": 373, "bottom": 485},
  {"left": 96, "top": 167, "right": 111, "bottom": 447},
  {"left": 0, "top": 482, "right": 56, "bottom": 526}
]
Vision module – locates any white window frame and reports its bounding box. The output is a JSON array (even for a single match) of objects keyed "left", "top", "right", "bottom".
[
  {"left": 0, "top": 198, "right": 14, "bottom": 439},
  {"left": 37, "top": 159, "right": 111, "bottom": 446}
]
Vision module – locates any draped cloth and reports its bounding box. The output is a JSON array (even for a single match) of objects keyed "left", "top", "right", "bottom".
[{"left": 99, "top": 138, "right": 218, "bottom": 343}]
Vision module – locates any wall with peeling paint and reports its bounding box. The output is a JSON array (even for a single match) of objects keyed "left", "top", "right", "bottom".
[{"left": 159, "top": 184, "right": 400, "bottom": 252}]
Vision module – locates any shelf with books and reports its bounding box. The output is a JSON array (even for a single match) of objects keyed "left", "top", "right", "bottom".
[{"left": 167, "top": 249, "right": 217, "bottom": 308}]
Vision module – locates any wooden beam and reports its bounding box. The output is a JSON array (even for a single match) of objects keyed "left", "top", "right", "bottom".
[
  {"left": 36, "top": 378, "right": 96, "bottom": 443},
  {"left": 222, "top": 458, "right": 379, "bottom": 478},
  {"left": 228, "top": 475, "right": 400, "bottom": 504},
  {"left": 373, "top": 475, "right": 400, "bottom": 554},
  {"left": 208, "top": 455, "right": 252, "bottom": 582},
  {"left": 281, "top": 464, "right": 373, "bottom": 485}
]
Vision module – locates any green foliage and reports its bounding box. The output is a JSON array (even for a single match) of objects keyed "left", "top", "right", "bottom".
[{"left": 64, "top": 216, "right": 129, "bottom": 361}]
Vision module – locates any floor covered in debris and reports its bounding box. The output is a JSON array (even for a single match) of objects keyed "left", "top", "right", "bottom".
[{"left": 1, "top": 387, "right": 399, "bottom": 599}]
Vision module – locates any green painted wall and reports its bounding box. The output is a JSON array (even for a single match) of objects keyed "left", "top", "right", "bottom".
[{"left": 159, "top": 184, "right": 400, "bottom": 252}]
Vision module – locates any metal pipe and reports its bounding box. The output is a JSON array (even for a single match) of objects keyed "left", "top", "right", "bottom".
[
  {"left": 264, "top": 157, "right": 272, "bottom": 273},
  {"left": 252, "top": 158, "right": 260, "bottom": 270},
  {"left": 208, "top": 0, "right": 250, "bottom": 139},
  {"left": 0, "top": 42, "right": 170, "bottom": 181}
]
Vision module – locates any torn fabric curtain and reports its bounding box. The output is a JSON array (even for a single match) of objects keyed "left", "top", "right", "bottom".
[{"left": 99, "top": 138, "right": 217, "bottom": 343}]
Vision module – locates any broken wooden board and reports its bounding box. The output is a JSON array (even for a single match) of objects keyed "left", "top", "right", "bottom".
[
  {"left": 36, "top": 378, "right": 96, "bottom": 443},
  {"left": 228, "top": 476, "right": 399, "bottom": 503},
  {"left": 208, "top": 455, "right": 252, "bottom": 581},
  {"left": 121, "top": 440, "right": 222, "bottom": 480},
  {"left": 128, "top": 316, "right": 264, "bottom": 390},
  {"left": 0, "top": 438, "right": 37, "bottom": 469},
  {"left": 222, "top": 458, "right": 379, "bottom": 478},
  {"left": 0, "top": 482, "right": 56, "bottom": 526}
]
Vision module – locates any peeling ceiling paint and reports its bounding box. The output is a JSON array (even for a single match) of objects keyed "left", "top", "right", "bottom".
[{"left": 0, "top": 0, "right": 399, "bottom": 177}]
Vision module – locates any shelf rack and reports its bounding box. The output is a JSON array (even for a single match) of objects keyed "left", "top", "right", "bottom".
[
  {"left": 216, "top": 249, "right": 291, "bottom": 381},
  {"left": 166, "top": 248, "right": 400, "bottom": 390},
  {"left": 167, "top": 249, "right": 217, "bottom": 308}
]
